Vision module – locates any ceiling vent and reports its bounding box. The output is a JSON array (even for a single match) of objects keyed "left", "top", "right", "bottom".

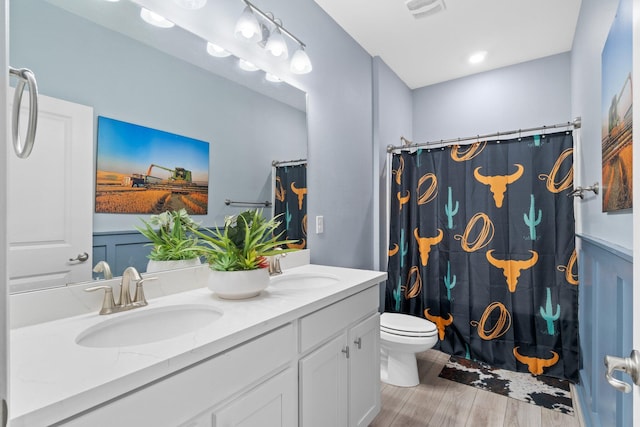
[{"left": 404, "top": 0, "right": 446, "bottom": 19}]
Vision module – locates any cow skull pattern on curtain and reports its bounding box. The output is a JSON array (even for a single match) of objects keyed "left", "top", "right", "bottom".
[{"left": 386, "top": 131, "right": 579, "bottom": 381}]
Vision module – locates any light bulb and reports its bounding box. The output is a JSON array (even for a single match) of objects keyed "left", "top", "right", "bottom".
[
  {"left": 234, "top": 6, "right": 262, "bottom": 43},
  {"left": 140, "top": 8, "right": 175, "bottom": 28},
  {"left": 206, "top": 42, "right": 231, "bottom": 58},
  {"left": 290, "top": 48, "right": 312, "bottom": 74},
  {"left": 265, "top": 28, "right": 288, "bottom": 59}
]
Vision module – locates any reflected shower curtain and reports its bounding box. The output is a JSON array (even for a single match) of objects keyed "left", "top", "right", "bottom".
[
  {"left": 386, "top": 131, "right": 579, "bottom": 381},
  {"left": 274, "top": 163, "right": 307, "bottom": 249}
]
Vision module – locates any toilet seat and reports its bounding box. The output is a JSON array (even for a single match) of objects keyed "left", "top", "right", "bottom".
[{"left": 380, "top": 313, "right": 437, "bottom": 337}]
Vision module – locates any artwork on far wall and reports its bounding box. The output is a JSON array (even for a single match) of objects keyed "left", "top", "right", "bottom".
[
  {"left": 601, "top": 0, "right": 633, "bottom": 212},
  {"left": 95, "top": 116, "right": 209, "bottom": 215}
]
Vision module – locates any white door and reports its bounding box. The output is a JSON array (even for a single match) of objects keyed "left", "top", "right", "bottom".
[
  {"left": 1, "top": 1, "right": 9, "bottom": 424},
  {"left": 7, "top": 92, "right": 93, "bottom": 293}
]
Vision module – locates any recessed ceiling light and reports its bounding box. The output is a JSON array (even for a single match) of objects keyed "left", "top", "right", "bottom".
[
  {"left": 468, "top": 51, "right": 487, "bottom": 64},
  {"left": 140, "top": 8, "right": 175, "bottom": 28}
]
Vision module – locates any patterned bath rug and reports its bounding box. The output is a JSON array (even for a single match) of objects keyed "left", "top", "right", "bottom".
[{"left": 438, "top": 355, "right": 573, "bottom": 415}]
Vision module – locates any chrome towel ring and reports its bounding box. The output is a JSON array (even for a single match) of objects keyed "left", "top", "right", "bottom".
[{"left": 9, "top": 67, "right": 39, "bottom": 159}]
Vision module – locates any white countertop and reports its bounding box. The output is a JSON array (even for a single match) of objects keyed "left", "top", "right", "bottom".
[{"left": 10, "top": 264, "right": 386, "bottom": 426}]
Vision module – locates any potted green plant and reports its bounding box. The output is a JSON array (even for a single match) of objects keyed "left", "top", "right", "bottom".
[
  {"left": 189, "top": 209, "right": 295, "bottom": 299},
  {"left": 137, "top": 209, "right": 202, "bottom": 273}
]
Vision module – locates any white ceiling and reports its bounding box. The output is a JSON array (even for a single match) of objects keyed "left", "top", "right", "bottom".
[{"left": 313, "top": 0, "right": 583, "bottom": 89}]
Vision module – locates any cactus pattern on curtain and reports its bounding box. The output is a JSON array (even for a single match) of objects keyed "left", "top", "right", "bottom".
[
  {"left": 274, "top": 163, "right": 307, "bottom": 249},
  {"left": 386, "top": 131, "right": 579, "bottom": 381}
]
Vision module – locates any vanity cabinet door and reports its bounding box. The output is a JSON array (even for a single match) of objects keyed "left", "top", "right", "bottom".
[
  {"left": 213, "top": 368, "right": 297, "bottom": 427},
  {"left": 348, "top": 314, "right": 380, "bottom": 427},
  {"left": 299, "top": 334, "right": 348, "bottom": 427}
]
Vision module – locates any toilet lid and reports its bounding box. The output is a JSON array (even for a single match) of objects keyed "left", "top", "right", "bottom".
[{"left": 381, "top": 313, "right": 437, "bottom": 337}]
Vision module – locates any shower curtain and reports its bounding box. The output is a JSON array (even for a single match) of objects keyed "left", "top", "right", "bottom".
[
  {"left": 386, "top": 131, "right": 579, "bottom": 381},
  {"left": 274, "top": 163, "right": 307, "bottom": 249}
]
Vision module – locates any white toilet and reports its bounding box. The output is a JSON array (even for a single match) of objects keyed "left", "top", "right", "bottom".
[{"left": 380, "top": 312, "right": 438, "bottom": 387}]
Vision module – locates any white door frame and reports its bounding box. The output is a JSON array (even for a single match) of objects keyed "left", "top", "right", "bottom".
[{"left": 1, "top": 0, "right": 10, "bottom": 425}]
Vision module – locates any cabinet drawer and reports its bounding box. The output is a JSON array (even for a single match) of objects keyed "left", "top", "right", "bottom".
[
  {"left": 299, "top": 286, "right": 378, "bottom": 354},
  {"left": 60, "top": 324, "right": 294, "bottom": 427}
]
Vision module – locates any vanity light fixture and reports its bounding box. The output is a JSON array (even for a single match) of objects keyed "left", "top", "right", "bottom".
[
  {"left": 174, "top": 0, "right": 207, "bottom": 10},
  {"left": 206, "top": 42, "right": 232, "bottom": 58},
  {"left": 234, "top": 0, "right": 312, "bottom": 74},
  {"left": 238, "top": 58, "right": 259, "bottom": 71},
  {"left": 468, "top": 50, "right": 487, "bottom": 64},
  {"left": 140, "top": 8, "right": 175, "bottom": 28}
]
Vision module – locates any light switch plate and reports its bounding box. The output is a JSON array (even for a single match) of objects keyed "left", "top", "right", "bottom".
[{"left": 315, "top": 216, "right": 324, "bottom": 234}]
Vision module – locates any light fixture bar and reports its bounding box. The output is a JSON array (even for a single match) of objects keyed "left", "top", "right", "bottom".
[{"left": 241, "top": 0, "right": 306, "bottom": 48}]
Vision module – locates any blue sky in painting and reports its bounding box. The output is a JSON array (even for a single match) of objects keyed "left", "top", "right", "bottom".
[
  {"left": 601, "top": 0, "right": 632, "bottom": 133},
  {"left": 97, "top": 116, "right": 210, "bottom": 182}
]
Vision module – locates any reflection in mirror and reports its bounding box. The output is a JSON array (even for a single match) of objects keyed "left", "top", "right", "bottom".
[{"left": 9, "top": 0, "right": 308, "bottom": 287}]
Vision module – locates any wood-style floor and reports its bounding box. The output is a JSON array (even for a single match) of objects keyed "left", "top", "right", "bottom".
[{"left": 369, "top": 349, "right": 583, "bottom": 427}]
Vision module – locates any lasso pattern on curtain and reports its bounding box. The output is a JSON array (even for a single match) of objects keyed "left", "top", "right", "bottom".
[
  {"left": 274, "top": 164, "right": 307, "bottom": 249},
  {"left": 386, "top": 131, "right": 579, "bottom": 381}
]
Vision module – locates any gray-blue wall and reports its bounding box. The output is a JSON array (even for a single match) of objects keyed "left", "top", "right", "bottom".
[
  {"left": 412, "top": 52, "right": 572, "bottom": 142},
  {"left": 372, "top": 57, "right": 413, "bottom": 309},
  {"left": 273, "top": 0, "right": 376, "bottom": 269},
  {"left": 571, "top": 0, "right": 630, "bottom": 249}
]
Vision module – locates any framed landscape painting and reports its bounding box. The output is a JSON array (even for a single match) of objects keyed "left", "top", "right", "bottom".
[
  {"left": 601, "top": 0, "right": 633, "bottom": 212},
  {"left": 95, "top": 116, "right": 209, "bottom": 214}
]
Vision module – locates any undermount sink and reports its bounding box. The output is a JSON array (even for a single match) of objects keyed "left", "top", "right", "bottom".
[
  {"left": 76, "top": 304, "right": 223, "bottom": 348},
  {"left": 269, "top": 272, "right": 340, "bottom": 290}
]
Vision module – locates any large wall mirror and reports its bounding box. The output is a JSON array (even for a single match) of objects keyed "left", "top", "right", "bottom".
[{"left": 9, "top": 0, "right": 308, "bottom": 287}]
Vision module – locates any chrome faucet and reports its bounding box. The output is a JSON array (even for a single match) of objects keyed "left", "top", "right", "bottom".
[
  {"left": 85, "top": 266, "right": 157, "bottom": 315},
  {"left": 92, "top": 260, "right": 113, "bottom": 280},
  {"left": 268, "top": 249, "right": 287, "bottom": 276}
]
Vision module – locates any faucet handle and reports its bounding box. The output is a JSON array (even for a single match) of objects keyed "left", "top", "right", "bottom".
[
  {"left": 85, "top": 285, "right": 116, "bottom": 315},
  {"left": 133, "top": 277, "right": 158, "bottom": 306}
]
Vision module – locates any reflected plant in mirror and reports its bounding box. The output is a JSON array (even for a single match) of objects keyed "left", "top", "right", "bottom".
[{"left": 137, "top": 209, "right": 202, "bottom": 272}]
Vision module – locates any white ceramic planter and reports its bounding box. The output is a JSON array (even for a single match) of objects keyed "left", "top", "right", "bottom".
[
  {"left": 207, "top": 268, "right": 270, "bottom": 299},
  {"left": 146, "top": 258, "right": 202, "bottom": 273}
]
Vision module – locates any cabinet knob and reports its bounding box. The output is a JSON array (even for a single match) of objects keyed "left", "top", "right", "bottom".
[
  {"left": 354, "top": 337, "right": 362, "bottom": 349},
  {"left": 342, "top": 346, "right": 350, "bottom": 358}
]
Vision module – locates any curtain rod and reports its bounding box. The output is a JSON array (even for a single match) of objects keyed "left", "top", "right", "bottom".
[
  {"left": 272, "top": 158, "right": 307, "bottom": 166},
  {"left": 387, "top": 117, "right": 581, "bottom": 153}
]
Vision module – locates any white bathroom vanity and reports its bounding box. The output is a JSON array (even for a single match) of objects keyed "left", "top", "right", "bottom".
[{"left": 10, "top": 262, "right": 386, "bottom": 427}]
